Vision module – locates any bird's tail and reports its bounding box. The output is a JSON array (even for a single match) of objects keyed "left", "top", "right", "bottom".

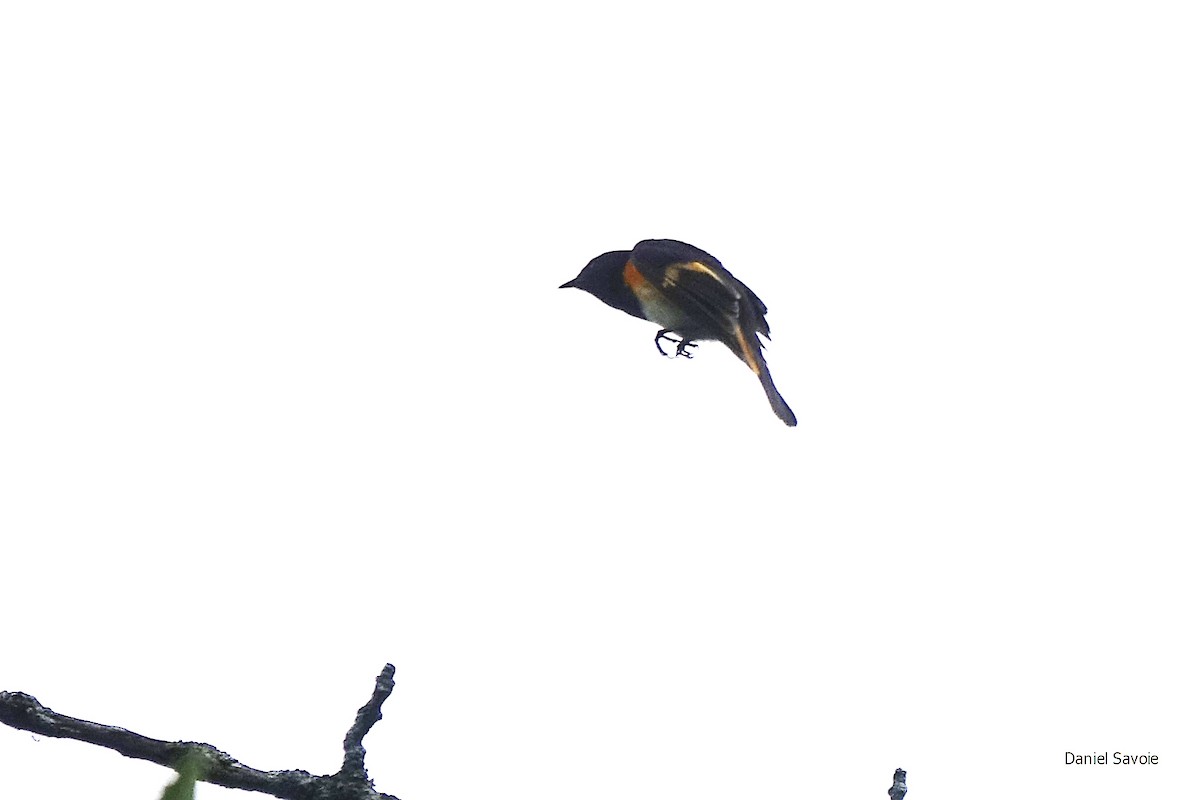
[
  {"left": 758, "top": 364, "right": 797, "bottom": 427},
  {"left": 730, "top": 326, "right": 797, "bottom": 427}
]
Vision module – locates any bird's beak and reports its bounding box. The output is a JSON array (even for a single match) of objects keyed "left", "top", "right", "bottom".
[{"left": 559, "top": 279, "right": 576, "bottom": 289}]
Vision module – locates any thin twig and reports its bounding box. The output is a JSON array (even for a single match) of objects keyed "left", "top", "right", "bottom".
[{"left": 339, "top": 663, "right": 396, "bottom": 781}]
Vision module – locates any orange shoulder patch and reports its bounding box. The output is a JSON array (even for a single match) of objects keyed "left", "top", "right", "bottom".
[{"left": 622, "top": 259, "right": 648, "bottom": 291}]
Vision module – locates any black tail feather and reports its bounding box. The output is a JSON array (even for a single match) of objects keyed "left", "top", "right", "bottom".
[{"left": 758, "top": 365, "right": 797, "bottom": 427}]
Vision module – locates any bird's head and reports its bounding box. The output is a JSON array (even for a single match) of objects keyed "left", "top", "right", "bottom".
[{"left": 560, "top": 249, "right": 645, "bottom": 319}]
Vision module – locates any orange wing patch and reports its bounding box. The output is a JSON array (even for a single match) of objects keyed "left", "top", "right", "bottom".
[
  {"left": 732, "top": 325, "right": 762, "bottom": 376},
  {"left": 666, "top": 261, "right": 732, "bottom": 288}
]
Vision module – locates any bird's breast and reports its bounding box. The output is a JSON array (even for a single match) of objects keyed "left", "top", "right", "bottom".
[{"left": 623, "top": 260, "right": 688, "bottom": 331}]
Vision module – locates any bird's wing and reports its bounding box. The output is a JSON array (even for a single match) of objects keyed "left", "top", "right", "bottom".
[{"left": 631, "top": 239, "right": 767, "bottom": 337}]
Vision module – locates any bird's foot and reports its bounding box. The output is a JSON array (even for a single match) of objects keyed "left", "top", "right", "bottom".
[
  {"left": 654, "top": 329, "right": 677, "bottom": 356},
  {"left": 654, "top": 330, "right": 697, "bottom": 359}
]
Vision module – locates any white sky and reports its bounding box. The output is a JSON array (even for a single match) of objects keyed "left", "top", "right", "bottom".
[{"left": 2, "top": 3, "right": 1197, "bottom": 799}]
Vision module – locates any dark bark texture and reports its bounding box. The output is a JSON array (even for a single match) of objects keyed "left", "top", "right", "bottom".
[
  {"left": 4, "top": 667, "right": 907, "bottom": 800},
  {"left": 0, "top": 664, "right": 399, "bottom": 800}
]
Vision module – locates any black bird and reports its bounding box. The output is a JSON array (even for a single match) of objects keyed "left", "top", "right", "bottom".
[{"left": 560, "top": 239, "right": 797, "bottom": 427}]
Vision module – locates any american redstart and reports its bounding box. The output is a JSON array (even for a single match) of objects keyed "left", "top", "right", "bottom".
[{"left": 560, "top": 239, "right": 797, "bottom": 427}]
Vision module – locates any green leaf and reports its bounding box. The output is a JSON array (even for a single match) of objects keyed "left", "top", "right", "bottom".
[{"left": 160, "top": 749, "right": 207, "bottom": 800}]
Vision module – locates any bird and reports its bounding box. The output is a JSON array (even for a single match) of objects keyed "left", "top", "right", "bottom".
[{"left": 560, "top": 238, "right": 797, "bottom": 427}]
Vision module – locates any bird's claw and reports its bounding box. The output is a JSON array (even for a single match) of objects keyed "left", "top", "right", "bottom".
[
  {"left": 655, "top": 330, "right": 697, "bottom": 359},
  {"left": 654, "top": 329, "right": 676, "bottom": 356}
]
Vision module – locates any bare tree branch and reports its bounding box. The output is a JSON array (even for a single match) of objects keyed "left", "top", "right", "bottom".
[
  {"left": 0, "top": 664, "right": 399, "bottom": 800},
  {"left": 5, "top": 666, "right": 904, "bottom": 800}
]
